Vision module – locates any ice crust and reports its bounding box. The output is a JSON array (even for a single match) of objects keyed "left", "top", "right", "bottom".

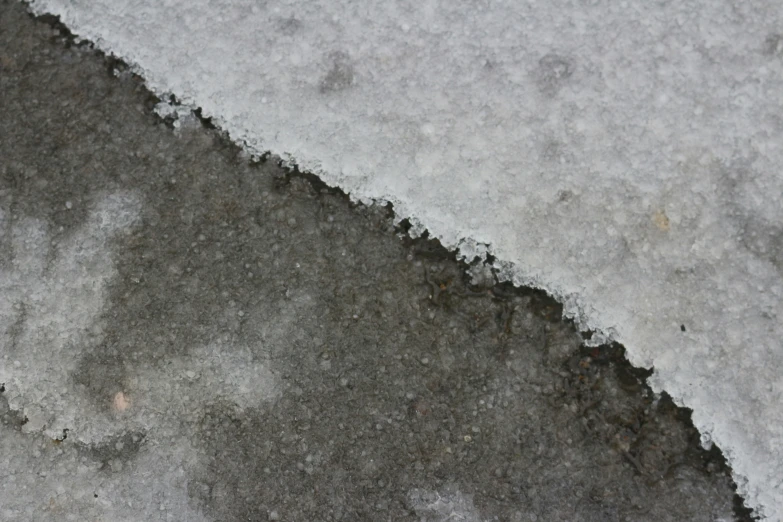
[{"left": 19, "top": 0, "right": 783, "bottom": 517}]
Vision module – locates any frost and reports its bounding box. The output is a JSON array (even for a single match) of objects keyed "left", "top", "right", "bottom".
[
  {"left": 21, "top": 0, "right": 783, "bottom": 517},
  {"left": 0, "top": 191, "right": 284, "bottom": 520},
  {"left": 407, "top": 487, "right": 481, "bottom": 522},
  {"left": 0, "top": 417, "right": 211, "bottom": 522},
  {"left": 0, "top": 193, "right": 280, "bottom": 445},
  {"left": 0, "top": 192, "right": 142, "bottom": 441}
]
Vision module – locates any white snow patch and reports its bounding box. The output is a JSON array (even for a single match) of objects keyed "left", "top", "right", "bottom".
[
  {"left": 0, "top": 192, "right": 142, "bottom": 441},
  {"left": 0, "top": 419, "right": 211, "bottom": 522},
  {"left": 22, "top": 0, "right": 783, "bottom": 517},
  {"left": 0, "top": 193, "right": 280, "bottom": 444}
]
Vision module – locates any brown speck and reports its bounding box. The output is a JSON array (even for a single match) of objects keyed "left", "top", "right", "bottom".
[
  {"left": 653, "top": 210, "right": 670, "bottom": 231},
  {"left": 113, "top": 391, "right": 130, "bottom": 412}
]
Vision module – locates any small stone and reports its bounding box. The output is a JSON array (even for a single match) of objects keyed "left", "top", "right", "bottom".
[
  {"left": 268, "top": 510, "right": 280, "bottom": 521},
  {"left": 65, "top": 201, "right": 73, "bottom": 209}
]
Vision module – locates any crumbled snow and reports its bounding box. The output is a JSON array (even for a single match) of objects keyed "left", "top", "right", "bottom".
[
  {"left": 154, "top": 100, "right": 200, "bottom": 131},
  {"left": 21, "top": 0, "right": 783, "bottom": 517}
]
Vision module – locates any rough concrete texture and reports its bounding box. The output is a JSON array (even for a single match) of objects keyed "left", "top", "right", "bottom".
[{"left": 0, "top": 2, "right": 753, "bottom": 520}]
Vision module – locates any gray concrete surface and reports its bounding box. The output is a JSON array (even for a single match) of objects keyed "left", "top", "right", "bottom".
[{"left": 0, "top": 2, "right": 753, "bottom": 520}]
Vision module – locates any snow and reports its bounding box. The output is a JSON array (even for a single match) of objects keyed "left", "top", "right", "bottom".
[
  {"left": 0, "top": 421, "right": 211, "bottom": 521},
  {"left": 1, "top": 192, "right": 143, "bottom": 441},
  {"left": 19, "top": 0, "right": 783, "bottom": 517},
  {"left": 0, "top": 193, "right": 281, "bottom": 521},
  {"left": 0, "top": 192, "right": 279, "bottom": 442}
]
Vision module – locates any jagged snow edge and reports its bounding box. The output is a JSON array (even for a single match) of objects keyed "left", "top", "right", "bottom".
[{"left": 23, "top": 1, "right": 760, "bottom": 517}]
